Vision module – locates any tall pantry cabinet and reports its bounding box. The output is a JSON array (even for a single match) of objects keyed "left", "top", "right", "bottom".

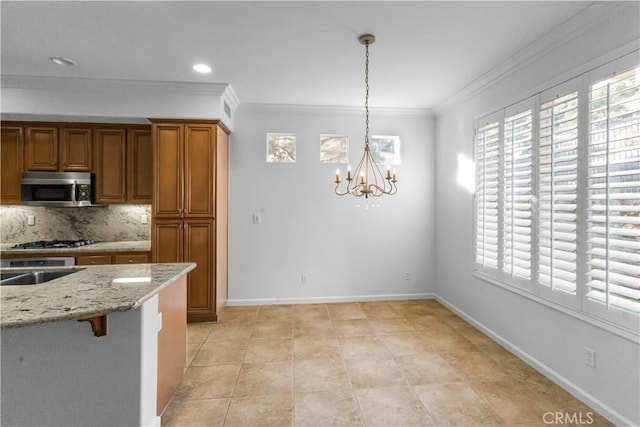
[{"left": 151, "top": 120, "right": 229, "bottom": 323}]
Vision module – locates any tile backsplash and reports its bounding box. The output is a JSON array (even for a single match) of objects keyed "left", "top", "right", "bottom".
[{"left": 0, "top": 205, "right": 151, "bottom": 243}]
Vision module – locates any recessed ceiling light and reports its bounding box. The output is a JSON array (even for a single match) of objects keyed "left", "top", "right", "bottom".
[
  {"left": 193, "top": 63, "right": 212, "bottom": 73},
  {"left": 50, "top": 57, "right": 75, "bottom": 66}
]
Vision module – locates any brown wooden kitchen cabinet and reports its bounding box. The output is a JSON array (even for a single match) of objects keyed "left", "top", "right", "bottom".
[
  {"left": 1, "top": 126, "right": 24, "bottom": 204},
  {"left": 152, "top": 218, "right": 215, "bottom": 322},
  {"left": 184, "top": 219, "right": 216, "bottom": 321},
  {"left": 59, "top": 127, "right": 93, "bottom": 171},
  {"left": 24, "top": 126, "right": 92, "bottom": 172},
  {"left": 76, "top": 252, "right": 150, "bottom": 265},
  {"left": 151, "top": 120, "right": 229, "bottom": 323},
  {"left": 76, "top": 255, "right": 112, "bottom": 265},
  {"left": 114, "top": 253, "right": 150, "bottom": 264},
  {"left": 152, "top": 123, "right": 215, "bottom": 218},
  {"left": 1, "top": 121, "right": 152, "bottom": 205},
  {"left": 94, "top": 126, "right": 152, "bottom": 204},
  {"left": 127, "top": 129, "right": 153, "bottom": 204},
  {"left": 152, "top": 219, "right": 184, "bottom": 264},
  {"left": 94, "top": 128, "right": 127, "bottom": 204},
  {"left": 152, "top": 124, "right": 183, "bottom": 217},
  {"left": 24, "top": 126, "right": 58, "bottom": 171}
]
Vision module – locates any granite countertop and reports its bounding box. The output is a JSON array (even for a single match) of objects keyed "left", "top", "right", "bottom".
[
  {"left": 0, "top": 240, "right": 151, "bottom": 255},
  {"left": 0, "top": 263, "right": 195, "bottom": 329}
]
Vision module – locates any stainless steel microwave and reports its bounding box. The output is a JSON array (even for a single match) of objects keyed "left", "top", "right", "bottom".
[{"left": 21, "top": 172, "right": 94, "bottom": 207}]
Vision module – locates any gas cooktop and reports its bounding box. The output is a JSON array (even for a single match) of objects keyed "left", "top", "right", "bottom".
[{"left": 11, "top": 240, "right": 100, "bottom": 249}]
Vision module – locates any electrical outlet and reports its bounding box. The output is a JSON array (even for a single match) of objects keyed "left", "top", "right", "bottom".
[
  {"left": 404, "top": 272, "right": 411, "bottom": 280},
  {"left": 253, "top": 214, "right": 262, "bottom": 224},
  {"left": 301, "top": 274, "right": 308, "bottom": 284},
  {"left": 27, "top": 215, "right": 35, "bottom": 226},
  {"left": 585, "top": 347, "right": 596, "bottom": 368},
  {"left": 140, "top": 214, "right": 148, "bottom": 224}
]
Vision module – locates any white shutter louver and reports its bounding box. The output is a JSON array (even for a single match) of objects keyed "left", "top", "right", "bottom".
[
  {"left": 538, "top": 91, "right": 579, "bottom": 294},
  {"left": 587, "top": 66, "right": 640, "bottom": 313},
  {"left": 476, "top": 121, "right": 500, "bottom": 269},
  {"left": 503, "top": 110, "right": 533, "bottom": 279}
]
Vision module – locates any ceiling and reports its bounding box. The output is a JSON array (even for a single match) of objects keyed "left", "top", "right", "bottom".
[{"left": 1, "top": 1, "right": 593, "bottom": 110}]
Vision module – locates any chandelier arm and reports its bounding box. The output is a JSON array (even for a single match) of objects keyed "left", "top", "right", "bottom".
[
  {"left": 368, "top": 182, "right": 396, "bottom": 196},
  {"left": 335, "top": 182, "right": 350, "bottom": 196}
]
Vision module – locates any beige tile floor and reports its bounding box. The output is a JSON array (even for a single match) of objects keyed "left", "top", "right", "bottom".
[{"left": 162, "top": 299, "right": 612, "bottom": 427}]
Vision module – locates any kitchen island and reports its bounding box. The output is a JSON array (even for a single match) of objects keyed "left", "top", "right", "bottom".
[{"left": 0, "top": 262, "right": 195, "bottom": 427}]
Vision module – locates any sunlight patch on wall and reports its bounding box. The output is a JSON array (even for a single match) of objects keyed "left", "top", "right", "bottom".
[{"left": 457, "top": 153, "right": 475, "bottom": 193}]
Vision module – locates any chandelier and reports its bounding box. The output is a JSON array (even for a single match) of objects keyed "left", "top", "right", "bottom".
[{"left": 334, "top": 34, "right": 398, "bottom": 200}]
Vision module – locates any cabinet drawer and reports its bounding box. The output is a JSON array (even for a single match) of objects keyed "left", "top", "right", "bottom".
[
  {"left": 114, "top": 254, "right": 149, "bottom": 264},
  {"left": 76, "top": 255, "right": 112, "bottom": 265}
]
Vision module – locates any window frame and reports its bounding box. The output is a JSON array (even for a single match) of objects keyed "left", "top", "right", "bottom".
[{"left": 472, "top": 51, "right": 640, "bottom": 337}]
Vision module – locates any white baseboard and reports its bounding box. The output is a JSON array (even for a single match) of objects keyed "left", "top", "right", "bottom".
[
  {"left": 226, "top": 292, "right": 435, "bottom": 306},
  {"left": 434, "top": 295, "right": 634, "bottom": 427}
]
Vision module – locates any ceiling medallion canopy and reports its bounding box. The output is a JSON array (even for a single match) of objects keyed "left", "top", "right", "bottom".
[{"left": 334, "top": 34, "right": 398, "bottom": 206}]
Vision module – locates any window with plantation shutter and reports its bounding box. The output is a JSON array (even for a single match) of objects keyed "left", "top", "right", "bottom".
[
  {"left": 586, "top": 66, "right": 640, "bottom": 314},
  {"left": 503, "top": 109, "right": 533, "bottom": 279},
  {"left": 538, "top": 90, "right": 579, "bottom": 295},
  {"left": 473, "top": 51, "right": 639, "bottom": 333},
  {"left": 475, "top": 120, "right": 500, "bottom": 269}
]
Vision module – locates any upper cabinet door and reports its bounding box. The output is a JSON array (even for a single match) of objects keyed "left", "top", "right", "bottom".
[
  {"left": 127, "top": 129, "right": 153, "bottom": 204},
  {"left": 25, "top": 127, "right": 58, "bottom": 171},
  {"left": 153, "top": 124, "right": 184, "bottom": 217},
  {"left": 1, "top": 126, "right": 24, "bottom": 204},
  {"left": 94, "top": 128, "right": 127, "bottom": 204},
  {"left": 184, "top": 124, "right": 215, "bottom": 217},
  {"left": 59, "top": 127, "right": 93, "bottom": 171}
]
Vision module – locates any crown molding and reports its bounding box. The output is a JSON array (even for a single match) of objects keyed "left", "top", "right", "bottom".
[
  {"left": 239, "top": 102, "right": 433, "bottom": 118},
  {"left": 433, "top": 2, "right": 630, "bottom": 116},
  {"left": 0, "top": 113, "right": 151, "bottom": 124},
  {"left": 1, "top": 74, "right": 231, "bottom": 97}
]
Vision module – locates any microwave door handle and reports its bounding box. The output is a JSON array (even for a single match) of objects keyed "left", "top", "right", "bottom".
[{"left": 72, "top": 181, "right": 77, "bottom": 205}]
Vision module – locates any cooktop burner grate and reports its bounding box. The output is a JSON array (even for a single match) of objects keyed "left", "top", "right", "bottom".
[{"left": 11, "top": 240, "right": 100, "bottom": 249}]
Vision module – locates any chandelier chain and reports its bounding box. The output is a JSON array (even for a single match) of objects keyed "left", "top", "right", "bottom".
[{"left": 364, "top": 41, "right": 370, "bottom": 146}]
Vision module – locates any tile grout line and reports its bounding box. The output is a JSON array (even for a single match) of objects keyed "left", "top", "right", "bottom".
[{"left": 221, "top": 309, "right": 258, "bottom": 426}]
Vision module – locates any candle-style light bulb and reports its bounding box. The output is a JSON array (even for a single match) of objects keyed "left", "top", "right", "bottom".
[
  {"left": 360, "top": 171, "right": 365, "bottom": 184},
  {"left": 392, "top": 168, "right": 398, "bottom": 182},
  {"left": 347, "top": 164, "right": 352, "bottom": 180},
  {"left": 386, "top": 164, "right": 391, "bottom": 179},
  {"left": 335, "top": 168, "right": 340, "bottom": 183}
]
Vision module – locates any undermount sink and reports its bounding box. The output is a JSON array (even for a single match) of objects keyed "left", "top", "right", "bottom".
[
  {"left": 0, "top": 268, "right": 84, "bottom": 286},
  {"left": 1, "top": 272, "right": 25, "bottom": 281}
]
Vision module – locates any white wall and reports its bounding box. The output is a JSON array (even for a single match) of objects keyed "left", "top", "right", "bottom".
[
  {"left": 228, "top": 104, "right": 435, "bottom": 304},
  {"left": 434, "top": 3, "right": 640, "bottom": 425}
]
